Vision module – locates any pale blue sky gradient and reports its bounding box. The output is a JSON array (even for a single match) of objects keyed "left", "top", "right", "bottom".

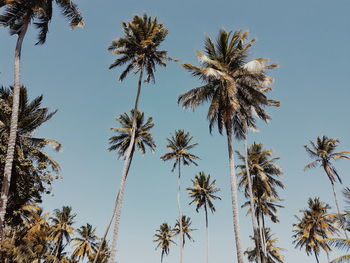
[{"left": 1, "top": 0, "right": 350, "bottom": 262}]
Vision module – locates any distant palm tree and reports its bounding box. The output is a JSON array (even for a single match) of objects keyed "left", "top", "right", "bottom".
[
  {"left": 187, "top": 171, "right": 221, "bottom": 263},
  {"left": 72, "top": 223, "right": 98, "bottom": 261},
  {"left": 107, "top": 14, "right": 173, "bottom": 263},
  {"left": 293, "top": 198, "right": 338, "bottom": 263},
  {"left": 0, "top": 87, "right": 61, "bottom": 227},
  {"left": 50, "top": 206, "right": 76, "bottom": 261},
  {"left": 178, "top": 30, "right": 276, "bottom": 263},
  {"left": 160, "top": 129, "right": 199, "bottom": 263},
  {"left": 89, "top": 240, "right": 110, "bottom": 263},
  {"left": 154, "top": 223, "right": 176, "bottom": 263},
  {"left": 237, "top": 142, "right": 284, "bottom": 258},
  {"left": 0, "top": 0, "right": 83, "bottom": 235},
  {"left": 304, "top": 136, "right": 350, "bottom": 216},
  {"left": 174, "top": 215, "right": 195, "bottom": 247},
  {"left": 108, "top": 110, "right": 155, "bottom": 263},
  {"left": 245, "top": 228, "right": 285, "bottom": 263}
]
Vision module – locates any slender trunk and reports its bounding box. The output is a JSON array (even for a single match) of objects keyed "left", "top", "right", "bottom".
[
  {"left": 108, "top": 63, "right": 144, "bottom": 263},
  {"left": 226, "top": 126, "right": 244, "bottom": 263},
  {"left": 0, "top": 17, "right": 30, "bottom": 238},
  {"left": 177, "top": 162, "right": 183, "bottom": 263},
  {"left": 244, "top": 135, "right": 262, "bottom": 263},
  {"left": 261, "top": 213, "right": 267, "bottom": 257},
  {"left": 204, "top": 204, "right": 209, "bottom": 263},
  {"left": 330, "top": 181, "right": 348, "bottom": 238},
  {"left": 314, "top": 251, "right": 320, "bottom": 263},
  {"left": 93, "top": 193, "right": 118, "bottom": 263},
  {"left": 326, "top": 251, "right": 330, "bottom": 263}
]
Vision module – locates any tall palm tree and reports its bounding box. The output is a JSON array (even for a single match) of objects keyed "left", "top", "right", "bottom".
[
  {"left": 178, "top": 30, "right": 277, "bottom": 263},
  {"left": 187, "top": 172, "right": 221, "bottom": 263},
  {"left": 304, "top": 136, "right": 350, "bottom": 217},
  {"left": 72, "top": 223, "right": 98, "bottom": 261},
  {"left": 49, "top": 206, "right": 76, "bottom": 261},
  {"left": 237, "top": 142, "right": 284, "bottom": 259},
  {"left": 108, "top": 110, "right": 156, "bottom": 263},
  {"left": 160, "top": 129, "right": 199, "bottom": 263},
  {"left": 173, "top": 215, "right": 195, "bottom": 247},
  {"left": 0, "top": 86, "right": 61, "bottom": 228},
  {"left": 245, "top": 228, "right": 285, "bottom": 263},
  {"left": 293, "top": 198, "right": 338, "bottom": 263},
  {"left": 107, "top": 14, "right": 173, "bottom": 263},
  {"left": 0, "top": 1, "right": 83, "bottom": 236},
  {"left": 154, "top": 223, "right": 176, "bottom": 263}
]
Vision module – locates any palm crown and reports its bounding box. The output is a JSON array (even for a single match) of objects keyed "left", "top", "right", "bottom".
[
  {"left": 108, "top": 110, "right": 156, "bottom": 159},
  {"left": 108, "top": 14, "right": 174, "bottom": 83},
  {"left": 0, "top": 0, "right": 84, "bottom": 44},
  {"left": 174, "top": 215, "right": 195, "bottom": 247},
  {"left": 160, "top": 129, "right": 199, "bottom": 172},
  {"left": 178, "top": 30, "right": 278, "bottom": 137},
  {"left": 154, "top": 223, "right": 176, "bottom": 263},
  {"left": 304, "top": 136, "right": 350, "bottom": 184},
  {"left": 72, "top": 223, "right": 99, "bottom": 261},
  {"left": 187, "top": 171, "right": 221, "bottom": 214}
]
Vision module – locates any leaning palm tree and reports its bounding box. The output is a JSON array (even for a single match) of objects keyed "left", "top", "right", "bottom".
[
  {"left": 0, "top": 87, "right": 61, "bottom": 228},
  {"left": 107, "top": 14, "right": 173, "bottom": 263},
  {"left": 160, "top": 129, "right": 199, "bottom": 263},
  {"left": 154, "top": 223, "right": 176, "bottom": 263},
  {"left": 173, "top": 215, "right": 195, "bottom": 247},
  {"left": 187, "top": 171, "right": 221, "bottom": 263},
  {"left": 49, "top": 206, "right": 76, "bottom": 261},
  {"left": 178, "top": 30, "right": 276, "bottom": 263},
  {"left": 108, "top": 110, "right": 156, "bottom": 263},
  {"left": 304, "top": 136, "right": 350, "bottom": 217},
  {"left": 0, "top": 0, "right": 83, "bottom": 235},
  {"left": 72, "top": 223, "right": 99, "bottom": 261},
  {"left": 293, "top": 198, "right": 338, "bottom": 263},
  {"left": 245, "top": 228, "right": 285, "bottom": 263}
]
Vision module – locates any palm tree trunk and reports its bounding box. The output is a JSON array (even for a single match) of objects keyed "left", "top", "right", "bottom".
[
  {"left": 225, "top": 126, "right": 244, "bottom": 263},
  {"left": 178, "top": 162, "right": 183, "bottom": 263},
  {"left": 0, "top": 17, "right": 30, "bottom": 238},
  {"left": 261, "top": 213, "right": 267, "bottom": 258},
  {"left": 108, "top": 63, "right": 144, "bottom": 263},
  {"left": 93, "top": 193, "right": 118, "bottom": 263},
  {"left": 326, "top": 251, "right": 330, "bottom": 263},
  {"left": 204, "top": 204, "right": 209, "bottom": 263},
  {"left": 330, "top": 181, "right": 348, "bottom": 238},
  {"left": 244, "top": 135, "right": 263, "bottom": 263},
  {"left": 314, "top": 252, "right": 320, "bottom": 263}
]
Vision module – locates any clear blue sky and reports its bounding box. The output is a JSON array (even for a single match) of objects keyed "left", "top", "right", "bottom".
[{"left": 1, "top": 0, "right": 350, "bottom": 262}]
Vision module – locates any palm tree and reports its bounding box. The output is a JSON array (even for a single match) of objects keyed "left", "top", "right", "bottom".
[
  {"left": 0, "top": 86, "right": 61, "bottom": 228},
  {"left": 304, "top": 136, "right": 350, "bottom": 217},
  {"left": 107, "top": 14, "right": 173, "bottom": 263},
  {"left": 72, "top": 223, "right": 98, "bottom": 261},
  {"left": 89, "top": 240, "right": 110, "bottom": 263},
  {"left": 154, "top": 223, "right": 176, "bottom": 263},
  {"left": 293, "top": 198, "right": 338, "bottom": 263},
  {"left": 0, "top": 0, "right": 83, "bottom": 236},
  {"left": 237, "top": 142, "right": 284, "bottom": 259},
  {"left": 187, "top": 172, "right": 221, "bottom": 263},
  {"left": 160, "top": 129, "right": 199, "bottom": 263},
  {"left": 49, "top": 206, "right": 76, "bottom": 261},
  {"left": 108, "top": 110, "right": 156, "bottom": 263},
  {"left": 173, "top": 215, "right": 195, "bottom": 247},
  {"left": 178, "top": 30, "right": 277, "bottom": 263},
  {"left": 245, "top": 228, "right": 285, "bottom": 263}
]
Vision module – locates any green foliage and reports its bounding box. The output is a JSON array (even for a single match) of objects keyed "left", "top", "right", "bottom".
[
  {"left": 173, "top": 215, "right": 195, "bottom": 247},
  {"left": 153, "top": 223, "right": 176, "bottom": 263},
  {"left": 0, "top": 86, "right": 61, "bottom": 226}
]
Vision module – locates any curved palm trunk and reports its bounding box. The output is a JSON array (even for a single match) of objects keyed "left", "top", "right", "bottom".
[
  {"left": 204, "top": 204, "right": 209, "bottom": 263},
  {"left": 226, "top": 127, "right": 244, "bottom": 263},
  {"left": 261, "top": 213, "right": 267, "bottom": 258},
  {"left": 93, "top": 193, "right": 118, "bottom": 263},
  {"left": 0, "top": 18, "right": 30, "bottom": 237},
  {"left": 109, "top": 64, "right": 144, "bottom": 263},
  {"left": 178, "top": 162, "right": 184, "bottom": 263},
  {"left": 244, "top": 136, "right": 263, "bottom": 263}
]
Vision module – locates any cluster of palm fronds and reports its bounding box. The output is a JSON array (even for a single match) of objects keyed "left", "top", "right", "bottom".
[{"left": 0, "top": 204, "right": 109, "bottom": 263}]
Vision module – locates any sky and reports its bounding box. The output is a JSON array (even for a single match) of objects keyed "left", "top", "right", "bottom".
[{"left": 1, "top": 0, "right": 350, "bottom": 262}]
